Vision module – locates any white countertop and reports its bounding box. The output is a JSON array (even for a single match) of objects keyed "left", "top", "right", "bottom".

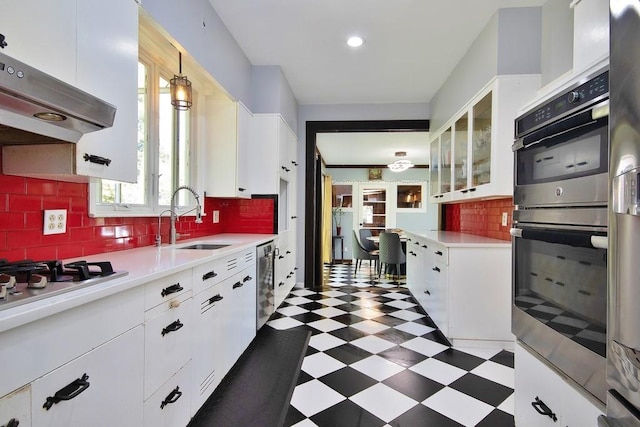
[
  {"left": 406, "top": 230, "right": 511, "bottom": 248},
  {"left": 0, "top": 233, "right": 276, "bottom": 333}
]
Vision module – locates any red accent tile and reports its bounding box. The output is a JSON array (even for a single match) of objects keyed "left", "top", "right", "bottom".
[
  {"left": 57, "top": 182, "right": 86, "bottom": 198},
  {"left": 115, "top": 225, "right": 132, "bottom": 238},
  {"left": 98, "top": 226, "right": 115, "bottom": 239},
  {"left": 57, "top": 244, "right": 83, "bottom": 260},
  {"left": 0, "top": 212, "right": 24, "bottom": 231},
  {"left": 70, "top": 227, "right": 95, "bottom": 242},
  {"left": 24, "top": 212, "right": 42, "bottom": 230},
  {"left": 42, "top": 196, "right": 71, "bottom": 210},
  {"left": 26, "top": 180, "right": 58, "bottom": 196},
  {"left": 9, "top": 194, "right": 42, "bottom": 211},
  {"left": 26, "top": 245, "right": 58, "bottom": 261},
  {"left": 7, "top": 230, "right": 42, "bottom": 248},
  {"left": 0, "top": 175, "right": 26, "bottom": 194},
  {"left": 67, "top": 212, "right": 83, "bottom": 228},
  {"left": 0, "top": 248, "right": 27, "bottom": 262}
]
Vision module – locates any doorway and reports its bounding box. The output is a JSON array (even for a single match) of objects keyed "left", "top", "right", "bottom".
[{"left": 304, "top": 120, "right": 430, "bottom": 289}]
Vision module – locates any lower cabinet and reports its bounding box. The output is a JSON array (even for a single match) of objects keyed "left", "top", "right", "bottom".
[
  {"left": 515, "top": 342, "right": 603, "bottom": 426},
  {"left": 144, "top": 362, "right": 192, "bottom": 427},
  {"left": 31, "top": 326, "right": 144, "bottom": 427},
  {"left": 406, "top": 232, "right": 512, "bottom": 347}
]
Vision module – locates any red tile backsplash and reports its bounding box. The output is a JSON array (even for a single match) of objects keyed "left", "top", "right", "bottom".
[
  {"left": 443, "top": 198, "right": 513, "bottom": 241},
  {"left": 0, "top": 151, "right": 275, "bottom": 261}
]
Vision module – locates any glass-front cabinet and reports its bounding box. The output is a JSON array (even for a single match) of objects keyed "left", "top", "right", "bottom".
[
  {"left": 359, "top": 184, "right": 388, "bottom": 236},
  {"left": 428, "top": 75, "right": 540, "bottom": 203}
]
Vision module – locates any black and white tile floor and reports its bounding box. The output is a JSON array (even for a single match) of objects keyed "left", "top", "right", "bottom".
[{"left": 267, "top": 263, "right": 515, "bottom": 427}]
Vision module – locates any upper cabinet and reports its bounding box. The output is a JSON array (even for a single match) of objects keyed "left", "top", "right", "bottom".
[
  {"left": 204, "top": 99, "right": 252, "bottom": 198},
  {"left": 1, "top": 0, "right": 139, "bottom": 183},
  {"left": 429, "top": 75, "right": 540, "bottom": 203}
]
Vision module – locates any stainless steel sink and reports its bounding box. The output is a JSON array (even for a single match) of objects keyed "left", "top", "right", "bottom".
[{"left": 178, "top": 244, "right": 230, "bottom": 250}]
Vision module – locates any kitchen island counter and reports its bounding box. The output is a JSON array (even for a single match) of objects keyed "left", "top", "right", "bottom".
[{"left": 407, "top": 230, "right": 511, "bottom": 248}]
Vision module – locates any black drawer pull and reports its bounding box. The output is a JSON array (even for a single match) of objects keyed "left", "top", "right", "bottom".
[
  {"left": 161, "top": 283, "right": 183, "bottom": 297},
  {"left": 409, "top": 251, "right": 416, "bottom": 256},
  {"left": 578, "top": 289, "right": 592, "bottom": 296},
  {"left": 424, "top": 290, "right": 431, "bottom": 295},
  {"left": 232, "top": 281, "right": 243, "bottom": 289},
  {"left": 278, "top": 281, "right": 285, "bottom": 287},
  {"left": 279, "top": 255, "right": 285, "bottom": 259},
  {"left": 43, "top": 374, "right": 90, "bottom": 410},
  {"left": 238, "top": 187, "right": 246, "bottom": 192},
  {"left": 292, "top": 161, "right": 298, "bottom": 166},
  {"left": 5, "top": 418, "right": 19, "bottom": 427},
  {"left": 435, "top": 251, "right": 443, "bottom": 256},
  {"left": 469, "top": 188, "right": 476, "bottom": 192},
  {"left": 83, "top": 153, "right": 111, "bottom": 166},
  {"left": 291, "top": 216, "right": 297, "bottom": 219},
  {"left": 407, "top": 238, "right": 412, "bottom": 242},
  {"left": 202, "top": 270, "right": 218, "bottom": 281},
  {"left": 161, "top": 319, "right": 184, "bottom": 336},
  {"left": 531, "top": 397, "right": 557, "bottom": 422},
  {"left": 160, "top": 386, "right": 182, "bottom": 409},
  {"left": 243, "top": 275, "right": 252, "bottom": 282},
  {"left": 461, "top": 189, "right": 468, "bottom": 194},
  {"left": 208, "top": 294, "right": 223, "bottom": 305},
  {"left": 432, "top": 266, "right": 440, "bottom": 272},
  {"left": 422, "top": 245, "right": 428, "bottom": 249}
]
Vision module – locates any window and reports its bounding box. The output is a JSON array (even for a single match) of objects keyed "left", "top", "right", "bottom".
[{"left": 91, "top": 55, "right": 195, "bottom": 216}]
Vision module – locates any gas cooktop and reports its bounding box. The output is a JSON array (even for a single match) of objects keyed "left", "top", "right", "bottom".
[{"left": 0, "top": 259, "right": 128, "bottom": 312}]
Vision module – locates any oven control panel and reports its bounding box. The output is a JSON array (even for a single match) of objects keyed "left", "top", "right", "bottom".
[
  {"left": 612, "top": 168, "right": 640, "bottom": 215},
  {"left": 516, "top": 70, "right": 609, "bottom": 138}
]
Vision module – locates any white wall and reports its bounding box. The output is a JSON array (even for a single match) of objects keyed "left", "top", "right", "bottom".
[{"left": 251, "top": 66, "right": 299, "bottom": 133}]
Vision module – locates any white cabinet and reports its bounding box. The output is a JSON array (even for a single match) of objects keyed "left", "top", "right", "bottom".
[
  {"left": 31, "top": 326, "right": 144, "bottom": 427},
  {"left": 0, "top": 385, "right": 31, "bottom": 427},
  {"left": 251, "top": 114, "right": 298, "bottom": 193},
  {"left": 144, "top": 362, "right": 192, "bottom": 427},
  {"left": 0, "top": 0, "right": 77, "bottom": 85},
  {"left": 205, "top": 99, "right": 252, "bottom": 198},
  {"left": 1, "top": 0, "right": 139, "bottom": 183},
  {"left": 429, "top": 75, "right": 540, "bottom": 203},
  {"left": 405, "top": 232, "right": 512, "bottom": 348},
  {"left": 515, "top": 342, "right": 603, "bottom": 426},
  {"left": 572, "top": 0, "right": 609, "bottom": 75}
]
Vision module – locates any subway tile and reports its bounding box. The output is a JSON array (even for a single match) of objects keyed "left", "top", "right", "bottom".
[
  {"left": 0, "top": 212, "right": 25, "bottom": 231},
  {"left": 9, "top": 194, "right": 42, "bottom": 211},
  {"left": 57, "top": 244, "right": 83, "bottom": 260},
  {"left": 67, "top": 212, "right": 83, "bottom": 228},
  {"left": 0, "top": 175, "right": 26, "bottom": 194},
  {"left": 26, "top": 245, "right": 58, "bottom": 261},
  {"left": 70, "top": 196, "right": 87, "bottom": 213},
  {"left": 0, "top": 248, "right": 26, "bottom": 262},
  {"left": 98, "top": 226, "right": 115, "bottom": 239},
  {"left": 57, "top": 182, "right": 86, "bottom": 198},
  {"left": 115, "top": 225, "right": 132, "bottom": 239},
  {"left": 7, "top": 230, "right": 42, "bottom": 248},
  {"left": 24, "top": 212, "right": 42, "bottom": 230},
  {"left": 26, "top": 180, "right": 57, "bottom": 196},
  {"left": 43, "top": 196, "right": 71, "bottom": 210},
  {"left": 70, "top": 227, "right": 95, "bottom": 242}
]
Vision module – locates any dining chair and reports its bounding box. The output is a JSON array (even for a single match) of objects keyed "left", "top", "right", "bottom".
[
  {"left": 352, "top": 231, "right": 379, "bottom": 275},
  {"left": 378, "top": 232, "right": 406, "bottom": 282}
]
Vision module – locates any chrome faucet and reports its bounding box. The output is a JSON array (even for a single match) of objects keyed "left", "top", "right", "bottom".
[
  {"left": 170, "top": 185, "right": 203, "bottom": 245},
  {"left": 155, "top": 209, "right": 178, "bottom": 247}
]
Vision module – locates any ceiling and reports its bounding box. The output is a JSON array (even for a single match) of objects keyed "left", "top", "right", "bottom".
[
  {"left": 316, "top": 132, "right": 429, "bottom": 167},
  {"left": 208, "top": 0, "right": 545, "bottom": 166},
  {"left": 208, "top": 0, "right": 545, "bottom": 106}
]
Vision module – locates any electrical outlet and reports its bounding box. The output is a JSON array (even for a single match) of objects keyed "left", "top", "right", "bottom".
[
  {"left": 501, "top": 212, "right": 508, "bottom": 227},
  {"left": 43, "top": 209, "right": 67, "bottom": 235},
  {"left": 213, "top": 210, "right": 220, "bottom": 223}
]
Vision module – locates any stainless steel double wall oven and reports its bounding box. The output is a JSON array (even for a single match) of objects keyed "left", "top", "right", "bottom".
[{"left": 511, "top": 68, "right": 610, "bottom": 404}]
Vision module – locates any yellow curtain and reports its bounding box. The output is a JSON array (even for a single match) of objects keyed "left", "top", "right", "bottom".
[{"left": 322, "top": 175, "right": 333, "bottom": 264}]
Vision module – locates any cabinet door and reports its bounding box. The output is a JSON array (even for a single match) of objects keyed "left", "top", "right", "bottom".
[
  {"left": 453, "top": 113, "right": 469, "bottom": 193},
  {"left": 143, "top": 296, "right": 192, "bottom": 400},
  {"left": 236, "top": 102, "right": 252, "bottom": 196},
  {"left": 0, "top": 0, "right": 76, "bottom": 84},
  {"left": 470, "top": 91, "right": 493, "bottom": 188},
  {"left": 191, "top": 280, "right": 231, "bottom": 413},
  {"left": 424, "top": 259, "right": 449, "bottom": 336},
  {"left": 74, "top": 0, "right": 139, "bottom": 182},
  {"left": 429, "top": 136, "right": 440, "bottom": 198},
  {"left": 144, "top": 362, "right": 191, "bottom": 427},
  {"left": 0, "top": 385, "right": 31, "bottom": 427},
  {"left": 515, "top": 343, "right": 564, "bottom": 427},
  {"left": 31, "top": 326, "right": 144, "bottom": 427}
]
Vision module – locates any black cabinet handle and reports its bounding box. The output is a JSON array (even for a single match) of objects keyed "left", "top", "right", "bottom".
[
  {"left": 160, "top": 386, "right": 182, "bottom": 410},
  {"left": 461, "top": 189, "right": 468, "bottom": 194},
  {"left": 409, "top": 251, "right": 416, "bottom": 256},
  {"left": 232, "top": 281, "right": 243, "bottom": 289},
  {"left": 202, "top": 270, "right": 217, "bottom": 281},
  {"left": 238, "top": 188, "right": 246, "bottom": 192},
  {"left": 243, "top": 275, "right": 252, "bottom": 282},
  {"left": 407, "top": 238, "right": 412, "bottom": 242},
  {"left": 83, "top": 153, "right": 111, "bottom": 166},
  {"left": 424, "top": 290, "right": 431, "bottom": 295},
  {"left": 469, "top": 188, "right": 476, "bottom": 192},
  {"left": 414, "top": 241, "right": 420, "bottom": 245},
  {"left": 161, "top": 319, "right": 184, "bottom": 336},
  {"left": 278, "top": 255, "right": 285, "bottom": 259},
  {"left": 278, "top": 281, "right": 285, "bottom": 287},
  {"left": 161, "top": 283, "right": 183, "bottom": 297},
  {"left": 291, "top": 216, "right": 297, "bottom": 219},
  {"left": 208, "top": 294, "right": 223, "bottom": 305},
  {"left": 286, "top": 250, "right": 291, "bottom": 254},
  {"left": 43, "top": 374, "right": 90, "bottom": 410},
  {"left": 291, "top": 161, "right": 298, "bottom": 166},
  {"left": 432, "top": 266, "right": 440, "bottom": 272},
  {"left": 281, "top": 166, "right": 291, "bottom": 172},
  {"left": 531, "top": 397, "right": 557, "bottom": 422},
  {"left": 0, "top": 33, "right": 7, "bottom": 49},
  {"left": 422, "top": 245, "right": 428, "bottom": 249},
  {"left": 435, "top": 251, "right": 443, "bottom": 256},
  {"left": 5, "top": 418, "right": 19, "bottom": 427}
]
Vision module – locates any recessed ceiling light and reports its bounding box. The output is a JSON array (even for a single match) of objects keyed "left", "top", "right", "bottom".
[{"left": 347, "top": 36, "right": 364, "bottom": 48}]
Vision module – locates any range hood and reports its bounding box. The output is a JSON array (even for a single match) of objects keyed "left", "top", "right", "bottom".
[{"left": 0, "top": 50, "right": 116, "bottom": 145}]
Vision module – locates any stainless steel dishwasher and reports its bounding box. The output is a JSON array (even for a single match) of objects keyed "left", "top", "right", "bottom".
[{"left": 256, "top": 240, "right": 275, "bottom": 329}]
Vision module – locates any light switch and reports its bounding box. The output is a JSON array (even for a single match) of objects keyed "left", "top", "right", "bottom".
[{"left": 43, "top": 209, "right": 67, "bottom": 235}]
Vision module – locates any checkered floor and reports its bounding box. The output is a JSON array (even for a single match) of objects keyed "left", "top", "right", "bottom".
[{"left": 266, "top": 263, "right": 516, "bottom": 427}]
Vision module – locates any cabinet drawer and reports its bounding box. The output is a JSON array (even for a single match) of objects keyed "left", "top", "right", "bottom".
[
  {"left": 31, "top": 326, "right": 144, "bottom": 427},
  {"left": 144, "top": 295, "right": 192, "bottom": 400},
  {"left": 426, "top": 244, "right": 449, "bottom": 265},
  {"left": 145, "top": 270, "right": 192, "bottom": 311},
  {"left": 0, "top": 385, "right": 31, "bottom": 427},
  {"left": 193, "top": 252, "right": 246, "bottom": 295},
  {"left": 0, "top": 286, "right": 143, "bottom": 399},
  {"left": 144, "top": 361, "right": 191, "bottom": 427}
]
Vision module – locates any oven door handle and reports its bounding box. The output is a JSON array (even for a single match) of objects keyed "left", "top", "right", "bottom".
[{"left": 510, "top": 227, "right": 607, "bottom": 249}]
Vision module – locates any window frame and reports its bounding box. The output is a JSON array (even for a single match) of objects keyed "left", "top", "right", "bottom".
[{"left": 89, "top": 51, "right": 199, "bottom": 218}]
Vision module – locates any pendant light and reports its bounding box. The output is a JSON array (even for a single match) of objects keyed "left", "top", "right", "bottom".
[
  {"left": 388, "top": 151, "right": 414, "bottom": 172},
  {"left": 170, "top": 52, "right": 192, "bottom": 111}
]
